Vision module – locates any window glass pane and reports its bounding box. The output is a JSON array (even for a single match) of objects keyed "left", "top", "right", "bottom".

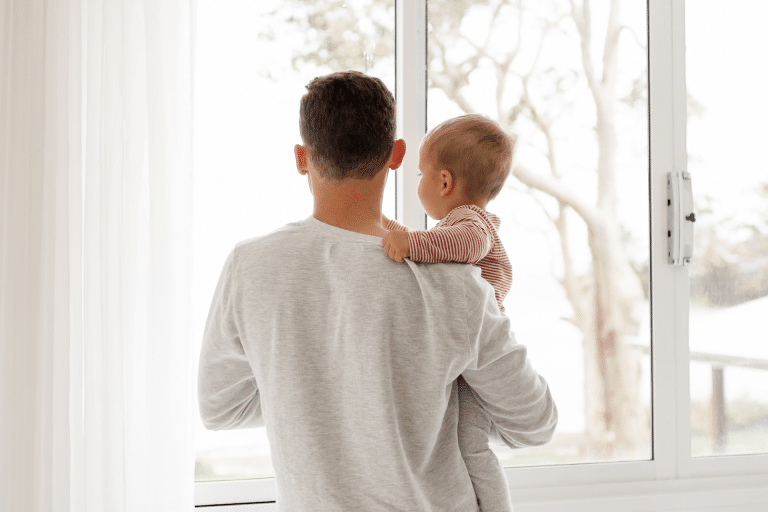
[
  {"left": 686, "top": 0, "right": 768, "bottom": 457},
  {"left": 428, "top": 0, "right": 651, "bottom": 464},
  {"left": 194, "top": 0, "right": 395, "bottom": 482}
]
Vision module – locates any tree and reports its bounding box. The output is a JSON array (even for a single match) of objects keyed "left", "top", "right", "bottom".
[{"left": 270, "top": 0, "right": 650, "bottom": 459}]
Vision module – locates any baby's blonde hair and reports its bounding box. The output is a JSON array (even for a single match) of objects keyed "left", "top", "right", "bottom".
[{"left": 422, "top": 114, "right": 515, "bottom": 203}]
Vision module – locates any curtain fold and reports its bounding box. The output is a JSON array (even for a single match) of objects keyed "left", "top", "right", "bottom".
[{"left": 1, "top": 0, "right": 195, "bottom": 510}]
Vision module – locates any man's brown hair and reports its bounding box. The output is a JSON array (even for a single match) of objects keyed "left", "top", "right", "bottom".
[
  {"left": 423, "top": 114, "right": 516, "bottom": 203},
  {"left": 299, "top": 71, "right": 396, "bottom": 181}
]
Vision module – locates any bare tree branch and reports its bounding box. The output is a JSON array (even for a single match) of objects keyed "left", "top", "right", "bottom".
[
  {"left": 570, "top": 0, "right": 598, "bottom": 93},
  {"left": 428, "top": 34, "right": 479, "bottom": 114},
  {"left": 497, "top": 0, "right": 525, "bottom": 74},
  {"left": 512, "top": 164, "right": 599, "bottom": 227},
  {"left": 620, "top": 25, "right": 646, "bottom": 51},
  {"left": 602, "top": 0, "right": 621, "bottom": 87},
  {"left": 511, "top": 182, "right": 557, "bottom": 225},
  {"left": 554, "top": 202, "right": 590, "bottom": 328},
  {"left": 428, "top": 70, "right": 477, "bottom": 114}
]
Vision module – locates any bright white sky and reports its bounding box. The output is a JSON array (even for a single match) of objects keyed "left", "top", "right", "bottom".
[
  {"left": 192, "top": 0, "right": 767, "bottom": 458},
  {"left": 686, "top": 1, "right": 768, "bottom": 236}
]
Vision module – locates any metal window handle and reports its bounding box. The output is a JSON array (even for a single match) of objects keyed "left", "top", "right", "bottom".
[{"left": 667, "top": 171, "right": 695, "bottom": 265}]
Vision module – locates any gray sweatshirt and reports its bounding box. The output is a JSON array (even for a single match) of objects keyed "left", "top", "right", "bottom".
[{"left": 198, "top": 215, "right": 558, "bottom": 511}]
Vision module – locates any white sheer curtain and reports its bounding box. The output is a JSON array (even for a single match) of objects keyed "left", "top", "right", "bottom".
[{"left": 1, "top": 1, "right": 195, "bottom": 511}]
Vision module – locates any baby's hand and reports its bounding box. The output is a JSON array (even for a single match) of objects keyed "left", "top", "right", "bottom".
[{"left": 382, "top": 230, "right": 410, "bottom": 263}]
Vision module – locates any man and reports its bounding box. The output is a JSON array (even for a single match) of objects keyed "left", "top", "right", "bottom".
[{"left": 198, "top": 70, "right": 557, "bottom": 511}]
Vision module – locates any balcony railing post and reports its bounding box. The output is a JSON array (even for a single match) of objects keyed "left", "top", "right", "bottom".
[{"left": 711, "top": 365, "right": 726, "bottom": 454}]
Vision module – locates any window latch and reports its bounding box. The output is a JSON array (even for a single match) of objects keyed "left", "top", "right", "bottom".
[{"left": 667, "top": 171, "right": 695, "bottom": 266}]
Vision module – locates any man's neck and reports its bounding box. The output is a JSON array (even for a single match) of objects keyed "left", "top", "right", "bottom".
[
  {"left": 310, "top": 173, "right": 390, "bottom": 237},
  {"left": 312, "top": 210, "right": 388, "bottom": 238}
]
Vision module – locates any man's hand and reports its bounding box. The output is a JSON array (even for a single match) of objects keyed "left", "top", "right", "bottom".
[{"left": 382, "top": 230, "right": 410, "bottom": 263}]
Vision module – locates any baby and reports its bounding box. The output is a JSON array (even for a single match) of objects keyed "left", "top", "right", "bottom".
[{"left": 381, "top": 114, "right": 516, "bottom": 512}]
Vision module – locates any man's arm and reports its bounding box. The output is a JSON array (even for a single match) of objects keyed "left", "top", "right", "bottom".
[
  {"left": 460, "top": 270, "right": 558, "bottom": 448},
  {"left": 198, "top": 250, "right": 264, "bottom": 430}
]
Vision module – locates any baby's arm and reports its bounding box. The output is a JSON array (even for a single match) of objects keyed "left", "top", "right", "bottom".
[
  {"left": 381, "top": 214, "right": 409, "bottom": 232},
  {"left": 381, "top": 215, "right": 411, "bottom": 263},
  {"left": 408, "top": 216, "right": 493, "bottom": 264}
]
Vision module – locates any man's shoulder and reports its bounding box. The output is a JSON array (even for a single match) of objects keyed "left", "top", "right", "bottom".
[
  {"left": 413, "top": 260, "right": 489, "bottom": 303},
  {"left": 429, "top": 260, "right": 483, "bottom": 281},
  {"left": 227, "top": 218, "right": 490, "bottom": 297},
  {"left": 233, "top": 220, "right": 307, "bottom": 255}
]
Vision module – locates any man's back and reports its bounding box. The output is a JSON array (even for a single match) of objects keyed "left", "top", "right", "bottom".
[{"left": 198, "top": 216, "right": 557, "bottom": 511}]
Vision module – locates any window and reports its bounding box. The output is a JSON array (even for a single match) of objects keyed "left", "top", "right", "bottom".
[
  {"left": 426, "top": 0, "right": 652, "bottom": 467},
  {"left": 193, "top": 0, "right": 395, "bottom": 483},
  {"left": 194, "top": 0, "right": 768, "bottom": 509},
  {"left": 685, "top": 0, "right": 768, "bottom": 459}
]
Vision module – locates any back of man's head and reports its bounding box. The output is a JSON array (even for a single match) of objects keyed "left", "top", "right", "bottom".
[{"left": 299, "top": 70, "right": 396, "bottom": 182}]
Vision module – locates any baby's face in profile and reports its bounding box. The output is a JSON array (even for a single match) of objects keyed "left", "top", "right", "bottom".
[
  {"left": 417, "top": 140, "right": 484, "bottom": 221},
  {"left": 418, "top": 142, "right": 487, "bottom": 220},
  {"left": 416, "top": 142, "right": 447, "bottom": 221}
]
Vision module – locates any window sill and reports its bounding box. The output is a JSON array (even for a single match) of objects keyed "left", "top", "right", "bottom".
[
  {"left": 195, "top": 472, "right": 768, "bottom": 511},
  {"left": 512, "top": 473, "right": 768, "bottom": 512}
]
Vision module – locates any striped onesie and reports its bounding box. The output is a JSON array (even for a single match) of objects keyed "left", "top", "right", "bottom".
[
  {"left": 385, "top": 204, "right": 512, "bottom": 312},
  {"left": 385, "top": 203, "right": 515, "bottom": 512}
]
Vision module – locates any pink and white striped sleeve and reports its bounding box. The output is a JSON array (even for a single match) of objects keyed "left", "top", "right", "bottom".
[
  {"left": 385, "top": 217, "right": 409, "bottom": 232},
  {"left": 407, "top": 210, "right": 493, "bottom": 265}
]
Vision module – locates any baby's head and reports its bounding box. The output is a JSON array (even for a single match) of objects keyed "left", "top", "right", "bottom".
[{"left": 418, "top": 114, "right": 515, "bottom": 219}]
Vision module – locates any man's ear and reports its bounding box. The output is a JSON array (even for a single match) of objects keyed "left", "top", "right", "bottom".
[
  {"left": 295, "top": 144, "right": 308, "bottom": 174},
  {"left": 388, "top": 139, "right": 406, "bottom": 170}
]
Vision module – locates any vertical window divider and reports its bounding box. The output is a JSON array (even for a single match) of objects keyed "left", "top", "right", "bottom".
[
  {"left": 649, "top": 0, "right": 691, "bottom": 483},
  {"left": 395, "top": 0, "right": 427, "bottom": 230},
  {"left": 670, "top": 0, "right": 694, "bottom": 482}
]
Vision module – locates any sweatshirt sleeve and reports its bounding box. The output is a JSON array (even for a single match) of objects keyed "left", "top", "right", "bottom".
[
  {"left": 198, "top": 249, "right": 264, "bottom": 430},
  {"left": 460, "top": 270, "right": 558, "bottom": 448},
  {"left": 408, "top": 212, "right": 494, "bottom": 265}
]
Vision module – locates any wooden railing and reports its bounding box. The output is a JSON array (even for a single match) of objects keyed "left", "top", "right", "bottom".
[{"left": 628, "top": 342, "right": 768, "bottom": 454}]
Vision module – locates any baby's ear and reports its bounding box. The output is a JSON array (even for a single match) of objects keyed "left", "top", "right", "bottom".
[{"left": 441, "top": 169, "right": 455, "bottom": 193}]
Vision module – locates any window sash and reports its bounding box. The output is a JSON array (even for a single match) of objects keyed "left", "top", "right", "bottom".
[
  {"left": 649, "top": 0, "right": 768, "bottom": 482},
  {"left": 395, "top": 0, "right": 427, "bottom": 230},
  {"left": 193, "top": 0, "right": 768, "bottom": 507}
]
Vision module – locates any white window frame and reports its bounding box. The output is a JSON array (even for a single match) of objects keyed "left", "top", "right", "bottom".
[{"left": 193, "top": 0, "right": 768, "bottom": 509}]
